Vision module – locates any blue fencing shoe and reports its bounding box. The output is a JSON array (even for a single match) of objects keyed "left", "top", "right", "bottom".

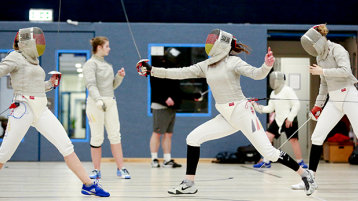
[
  {"left": 117, "top": 168, "right": 131, "bottom": 179},
  {"left": 298, "top": 160, "right": 308, "bottom": 169},
  {"left": 81, "top": 180, "right": 110, "bottom": 197},
  {"left": 89, "top": 169, "right": 101, "bottom": 179},
  {"left": 253, "top": 161, "right": 271, "bottom": 168}
]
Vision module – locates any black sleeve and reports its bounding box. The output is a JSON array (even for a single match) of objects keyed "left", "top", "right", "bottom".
[{"left": 150, "top": 76, "right": 181, "bottom": 108}]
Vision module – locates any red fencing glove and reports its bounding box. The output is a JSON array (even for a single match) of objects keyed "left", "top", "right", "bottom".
[
  {"left": 310, "top": 106, "right": 322, "bottom": 121},
  {"left": 49, "top": 71, "right": 62, "bottom": 89},
  {"left": 136, "top": 59, "right": 152, "bottom": 77}
]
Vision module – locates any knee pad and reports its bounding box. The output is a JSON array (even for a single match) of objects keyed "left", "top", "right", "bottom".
[
  {"left": 186, "top": 134, "right": 201, "bottom": 147},
  {"left": 0, "top": 152, "right": 11, "bottom": 164},
  {"left": 261, "top": 147, "right": 281, "bottom": 162},
  {"left": 108, "top": 132, "right": 121, "bottom": 144},
  {"left": 59, "top": 143, "right": 74, "bottom": 157},
  {"left": 90, "top": 135, "right": 104, "bottom": 147},
  {"left": 311, "top": 132, "right": 325, "bottom": 146}
]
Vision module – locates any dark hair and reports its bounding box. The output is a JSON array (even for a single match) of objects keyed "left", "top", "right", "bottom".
[
  {"left": 90, "top": 36, "right": 109, "bottom": 53},
  {"left": 231, "top": 39, "right": 251, "bottom": 55}
]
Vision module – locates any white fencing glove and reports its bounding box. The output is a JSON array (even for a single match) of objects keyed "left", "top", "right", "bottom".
[
  {"left": 96, "top": 99, "right": 107, "bottom": 112},
  {"left": 248, "top": 98, "right": 263, "bottom": 114}
]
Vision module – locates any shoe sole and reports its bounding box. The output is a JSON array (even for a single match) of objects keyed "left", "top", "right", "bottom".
[
  {"left": 81, "top": 190, "right": 110, "bottom": 197},
  {"left": 168, "top": 189, "right": 198, "bottom": 194},
  {"left": 291, "top": 185, "right": 318, "bottom": 190},
  {"left": 162, "top": 165, "right": 182, "bottom": 168},
  {"left": 117, "top": 174, "right": 131, "bottom": 179},
  {"left": 291, "top": 186, "right": 304, "bottom": 190}
]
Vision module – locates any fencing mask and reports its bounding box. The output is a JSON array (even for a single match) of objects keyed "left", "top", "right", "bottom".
[
  {"left": 205, "top": 29, "right": 233, "bottom": 65},
  {"left": 17, "top": 27, "right": 46, "bottom": 64},
  {"left": 301, "top": 26, "right": 328, "bottom": 57},
  {"left": 269, "top": 71, "right": 285, "bottom": 93}
]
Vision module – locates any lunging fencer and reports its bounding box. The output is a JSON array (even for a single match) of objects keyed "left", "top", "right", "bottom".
[
  {"left": 83, "top": 36, "right": 130, "bottom": 179},
  {"left": 291, "top": 24, "right": 358, "bottom": 190},
  {"left": 0, "top": 27, "right": 110, "bottom": 197},
  {"left": 252, "top": 71, "right": 308, "bottom": 169},
  {"left": 136, "top": 29, "right": 316, "bottom": 196}
]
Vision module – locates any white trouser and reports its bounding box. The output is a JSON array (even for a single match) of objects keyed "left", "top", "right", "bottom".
[
  {"left": 86, "top": 97, "right": 121, "bottom": 147},
  {"left": 312, "top": 86, "right": 358, "bottom": 145},
  {"left": 0, "top": 101, "right": 74, "bottom": 163},
  {"left": 186, "top": 100, "right": 281, "bottom": 162}
]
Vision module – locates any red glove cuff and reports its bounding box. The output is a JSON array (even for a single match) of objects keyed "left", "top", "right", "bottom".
[{"left": 311, "top": 106, "right": 322, "bottom": 119}]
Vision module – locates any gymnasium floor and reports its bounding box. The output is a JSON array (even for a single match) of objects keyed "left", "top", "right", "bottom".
[{"left": 0, "top": 161, "right": 357, "bottom": 201}]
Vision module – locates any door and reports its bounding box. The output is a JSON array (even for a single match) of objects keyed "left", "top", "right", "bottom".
[
  {"left": 39, "top": 31, "right": 94, "bottom": 161},
  {"left": 275, "top": 57, "right": 311, "bottom": 159}
]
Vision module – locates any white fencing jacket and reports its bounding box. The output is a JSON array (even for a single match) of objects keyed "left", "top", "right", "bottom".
[
  {"left": 83, "top": 55, "right": 124, "bottom": 101},
  {"left": 0, "top": 51, "right": 52, "bottom": 97},
  {"left": 151, "top": 55, "right": 272, "bottom": 105},
  {"left": 258, "top": 85, "right": 300, "bottom": 126},
  {"left": 315, "top": 40, "right": 358, "bottom": 107}
]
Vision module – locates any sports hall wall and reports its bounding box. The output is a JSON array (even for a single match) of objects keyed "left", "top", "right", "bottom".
[{"left": 0, "top": 22, "right": 357, "bottom": 161}]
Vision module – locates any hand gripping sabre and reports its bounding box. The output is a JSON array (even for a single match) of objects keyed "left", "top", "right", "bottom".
[
  {"left": 48, "top": 71, "right": 62, "bottom": 89},
  {"left": 136, "top": 59, "right": 152, "bottom": 76}
]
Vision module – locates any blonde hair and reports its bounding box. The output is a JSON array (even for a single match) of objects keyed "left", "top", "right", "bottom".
[
  {"left": 314, "top": 24, "right": 329, "bottom": 37},
  {"left": 90, "top": 36, "right": 109, "bottom": 53},
  {"left": 13, "top": 33, "right": 19, "bottom": 50}
]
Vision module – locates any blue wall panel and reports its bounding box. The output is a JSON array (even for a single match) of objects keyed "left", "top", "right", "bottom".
[{"left": 0, "top": 22, "right": 357, "bottom": 161}]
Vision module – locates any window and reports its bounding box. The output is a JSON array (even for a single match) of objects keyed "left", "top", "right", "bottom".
[
  {"left": 148, "top": 44, "right": 211, "bottom": 117},
  {"left": 56, "top": 50, "right": 90, "bottom": 141}
]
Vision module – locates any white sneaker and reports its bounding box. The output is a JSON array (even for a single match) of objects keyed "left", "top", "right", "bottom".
[
  {"left": 291, "top": 175, "right": 318, "bottom": 190},
  {"left": 295, "top": 170, "right": 317, "bottom": 196},
  {"left": 291, "top": 181, "right": 306, "bottom": 190},
  {"left": 117, "top": 168, "right": 131, "bottom": 179},
  {"left": 163, "top": 159, "right": 182, "bottom": 168},
  {"left": 151, "top": 159, "right": 160, "bottom": 168},
  {"left": 168, "top": 180, "right": 198, "bottom": 195}
]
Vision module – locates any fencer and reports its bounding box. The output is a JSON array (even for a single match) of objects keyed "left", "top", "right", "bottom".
[
  {"left": 291, "top": 24, "right": 358, "bottom": 190},
  {"left": 83, "top": 36, "right": 130, "bottom": 179},
  {"left": 137, "top": 29, "right": 316, "bottom": 196},
  {"left": 253, "top": 71, "right": 308, "bottom": 169},
  {"left": 0, "top": 27, "right": 110, "bottom": 197}
]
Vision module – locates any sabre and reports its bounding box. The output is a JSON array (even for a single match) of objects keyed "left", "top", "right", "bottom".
[
  {"left": 250, "top": 97, "right": 358, "bottom": 104},
  {"left": 120, "top": 0, "right": 142, "bottom": 60},
  {"left": 259, "top": 117, "right": 311, "bottom": 169},
  {"left": 277, "top": 117, "right": 311, "bottom": 150}
]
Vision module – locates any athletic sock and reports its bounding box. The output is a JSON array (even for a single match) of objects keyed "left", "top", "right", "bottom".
[
  {"left": 309, "top": 144, "right": 323, "bottom": 172},
  {"left": 151, "top": 153, "right": 158, "bottom": 161},
  {"left": 300, "top": 169, "right": 309, "bottom": 178},
  {"left": 85, "top": 182, "right": 94, "bottom": 187},
  {"left": 186, "top": 145, "right": 200, "bottom": 175},
  {"left": 164, "top": 153, "right": 171, "bottom": 162},
  {"left": 183, "top": 179, "right": 194, "bottom": 186}
]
